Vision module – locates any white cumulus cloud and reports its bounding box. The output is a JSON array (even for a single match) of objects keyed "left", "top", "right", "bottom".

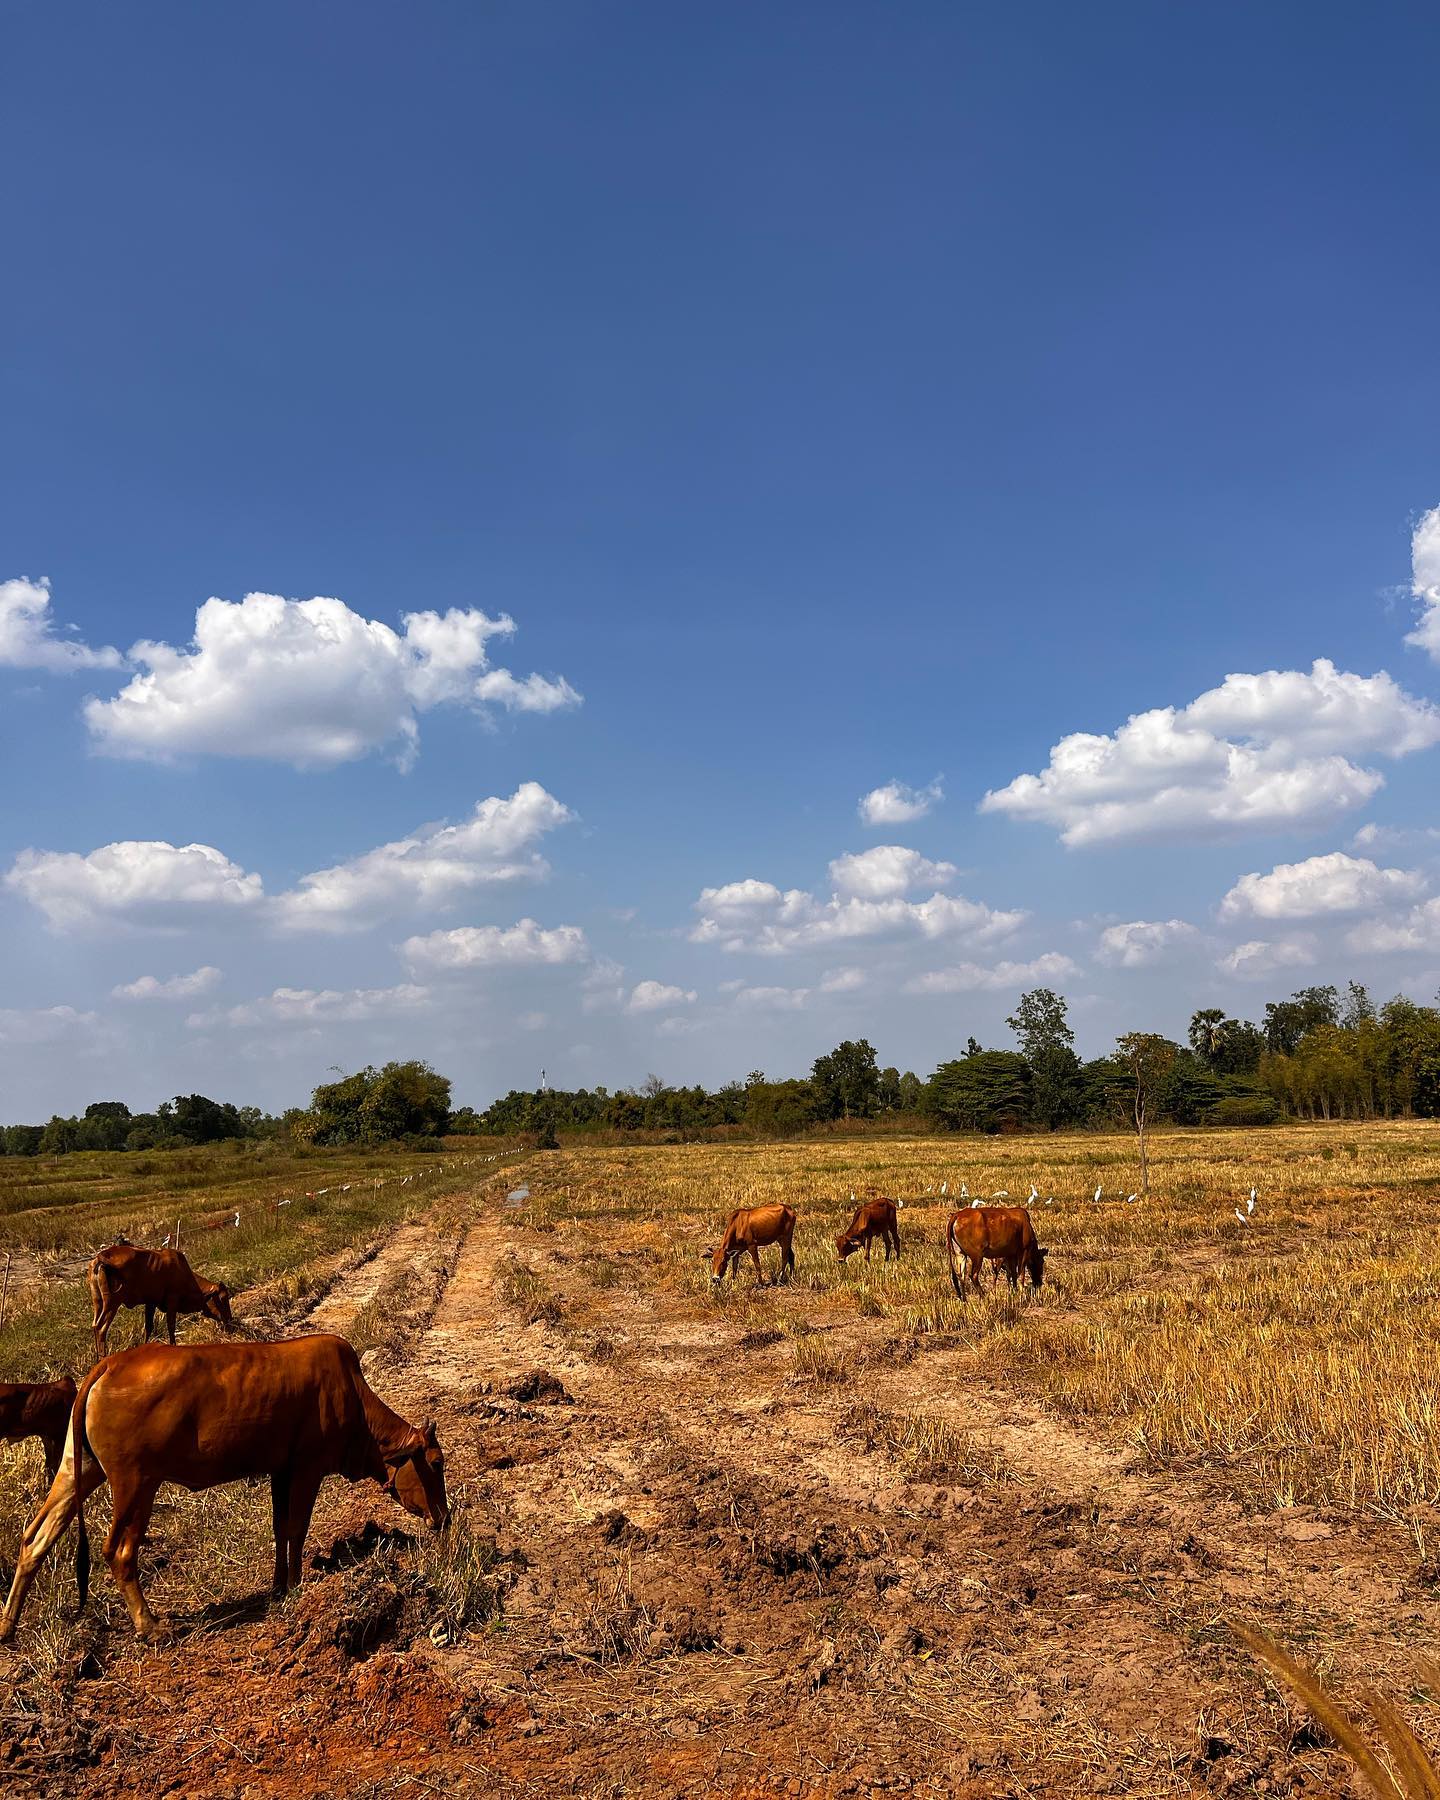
[
  {"left": 275, "top": 783, "right": 573, "bottom": 932},
  {"left": 189, "top": 983, "right": 432, "bottom": 1030},
  {"left": 401, "top": 918, "right": 589, "bottom": 973},
  {"left": 1347, "top": 898, "right": 1440, "bottom": 955},
  {"left": 83, "top": 591, "right": 579, "bottom": 769},
  {"left": 732, "top": 985, "right": 811, "bottom": 1010},
  {"left": 906, "top": 952, "right": 1080, "bottom": 994},
  {"left": 819, "top": 966, "right": 867, "bottom": 994},
  {"left": 1217, "top": 939, "right": 1317, "bottom": 980},
  {"left": 0, "top": 577, "right": 124, "bottom": 674},
  {"left": 627, "top": 980, "right": 697, "bottom": 1014},
  {"left": 691, "top": 871, "right": 1022, "bottom": 955},
  {"left": 7, "top": 841, "right": 264, "bottom": 932},
  {"left": 982, "top": 659, "right": 1440, "bottom": 846},
  {"left": 0, "top": 1005, "right": 103, "bottom": 1045},
  {"left": 828, "top": 846, "right": 956, "bottom": 899},
  {"left": 112, "top": 966, "right": 222, "bottom": 1002},
  {"left": 858, "top": 779, "right": 943, "bottom": 827},
  {"left": 1219, "top": 851, "right": 1425, "bottom": 921},
  {"left": 1405, "top": 505, "right": 1440, "bottom": 662},
  {"left": 1094, "top": 919, "right": 1199, "bottom": 969}
]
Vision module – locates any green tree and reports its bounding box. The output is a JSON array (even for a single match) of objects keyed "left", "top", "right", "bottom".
[
  {"left": 1007, "top": 987, "right": 1082, "bottom": 1129},
  {"left": 309, "top": 1062, "right": 451, "bottom": 1145},
  {"left": 928, "top": 1052, "right": 1032, "bottom": 1134},
  {"left": 810, "top": 1040, "right": 881, "bottom": 1120}
]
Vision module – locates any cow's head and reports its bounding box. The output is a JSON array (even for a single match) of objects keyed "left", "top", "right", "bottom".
[
  {"left": 710, "top": 1242, "right": 732, "bottom": 1283},
  {"left": 835, "top": 1232, "right": 858, "bottom": 1262},
  {"left": 387, "top": 1421, "right": 449, "bottom": 1530},
  {"left": 1027, "top": 1245, "right": 1048, "bottom": 1289},
  {"left": 202, "top": 1281, "right": 235, "bottom": 1331}
]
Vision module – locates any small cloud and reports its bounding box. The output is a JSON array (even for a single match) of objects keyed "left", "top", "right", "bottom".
[
  {"left": 906, "top": 952, "right": 1079, "bottom": 994},
  {"left": 732, "top": 985, "right": 810, "bottom": 1011},
  {"left": 627, "top": 980, "right": 697, "bottom": 1014},
  {"left": 819, "top": 966, "right": 866, "bottom": 994},
  {"left": 1219, "top": 850, "right": 1424, "bottom": 921},
  {"left": 112, "top": 966, "right": 222, "bottom": 1002},
  {"left": 401, "top": 918, "right": 589, "bottom": 973},
  {"left": 1217, "top": 939, "right": 1317, "bottom": 980},
  {"left": 0, "top": 577, "right": 124, "bottom": 674},
  {"left": 1094, "top": 920, "right": 1199, "bottom": 969},
  {"left": 858, "top": 779, "right": 943, "bottom": 827}
]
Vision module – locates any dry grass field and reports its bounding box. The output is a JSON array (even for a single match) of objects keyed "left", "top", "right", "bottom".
[{"left": 4, "top": 1122, "right": 1440, "bottom": 1796}]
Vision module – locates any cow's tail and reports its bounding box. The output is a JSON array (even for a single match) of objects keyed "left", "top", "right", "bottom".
[
  {"left": 87, "top": 1259, "right": 111, "bottom": 1332},
  {"left": 945, "top": 1214, "right": 965, "bottom": 1300},
  {"left": 70, "top": 1367, "right": 101, "bottom": 1611}
]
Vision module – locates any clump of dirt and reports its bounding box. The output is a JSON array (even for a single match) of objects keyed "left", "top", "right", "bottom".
[{"left": 505, "top": 1367, "right": 572, "bottom": 1404}]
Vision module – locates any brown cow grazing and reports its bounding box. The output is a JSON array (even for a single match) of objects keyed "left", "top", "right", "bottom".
[
  {"left": 88, "top": 1243, "right": 234, "bottom": 1359},
  {"left": 0, "top": 1335, "right": 447, "bottom": 1643},
  {"left": 946, "top": 1206, "right": 1046, "bottom": 1297},
  {"left": 711, "top": 1204, "right": 796, "bottom": 1285},
  {"left": 0, "top": 1378, "right": 77, "bottom": 1483},
  {"left": 835, "top": 1196, "right": 901, "bottom": 1263}
]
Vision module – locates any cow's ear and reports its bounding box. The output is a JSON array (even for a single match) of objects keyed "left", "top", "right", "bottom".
[{"left": 423, "top": 1420, "right": 438, "bottom": 1446}]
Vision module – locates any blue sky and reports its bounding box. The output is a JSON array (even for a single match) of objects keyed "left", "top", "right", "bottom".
[{"left": 4, "top": 1, "right": 1440, "bottom": 1116}]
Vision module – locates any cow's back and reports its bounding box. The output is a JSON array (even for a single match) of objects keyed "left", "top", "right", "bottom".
[
  {"left": 83, "top": 1336, "right": 378, "bottom": 1489},
  {"left": 735, "top": 1203, "right": 794, "bottom": 1244},
  {"left": 94, "top": 1243, "right": 192, "bottom": 1303}
]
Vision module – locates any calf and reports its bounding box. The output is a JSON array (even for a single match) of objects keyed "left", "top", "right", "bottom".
[
  {"left": 88, "top": 1243, "right": 234, "bottom": 1360},
  {"left": 0, "top": 1334, "right": 447, "bottom": 1643},
  {"left": 0, "top": 1378, "right": 77, "bottom": 1483},
  {"left": 835, "top": 1196, "right": 900, "bottom": 1263},
  {"left": 711, "top": 1204, "right": 796, "bottom": 1285},
  {"left": 946, "top": 1206, "right": 1046, "bottom": 1297}
]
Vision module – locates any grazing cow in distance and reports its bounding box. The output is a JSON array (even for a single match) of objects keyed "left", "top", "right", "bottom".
[
  {"left": 835, "top": 1196, "right": 900, "bottom": 1263},
  {"left": 946, "top": 1206, "right": 1046, "bottom": 1297},
  {"left": 0, "top": 1377, "right": 78, "bottom": 1483},
  {"left": 0, "top": 1334, "right": 448, "bottom": 1643},
  {"left": 88, "top": 1243, "right": 234, "bottom": 1360},
  {"left": 710, "top": 1204, "right": 796, "bottom": 1286}
]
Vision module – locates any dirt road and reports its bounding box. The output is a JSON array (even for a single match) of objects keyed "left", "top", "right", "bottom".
[{"left": 6, "top": 1176, "right": 1433, "bottom": 1797}]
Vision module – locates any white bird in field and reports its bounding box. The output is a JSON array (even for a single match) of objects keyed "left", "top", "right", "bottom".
[
  {"left": 960, "top": 1181, "right": 969, "bottom": 1199},
  {"left": 1028, "top": 1184, "right": 1038, "bottom": 1203},
  {"left": 1124, "top": 1193, "right": 1138, "bottom": 1205},
  {"left": 232, "top": 1211, "right": 241, "bottom": 1228},
  {"left": 161, "top": 1234, "right": 170, "bottom": 1248},
  {"left": 1247, "top": 1187, "right": 1257, "bottom": 1215},
  {"left": 940, "top": 1181, "right": 948, "bottom": 1197},
  {"left": 970, "top": 1196, "right": 983, "bottom": 1209},
  {"left": 1044, "top": 1196, "right": 1054, "bottom": 1207},
  {"left": 1094, "top": 1184, "right": 1103, "bottom": 1204},
  {"left": 992, "top": 1190, "right": 1008, "bottom": 1199},
  {"left": 1235, "top": 1207, "right": 1248, "bottom": 1225}
]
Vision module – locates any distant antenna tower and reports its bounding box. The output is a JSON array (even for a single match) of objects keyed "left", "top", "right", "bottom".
[{"left": 540, "top": 1067, "right": 548, "bottom": 1093}]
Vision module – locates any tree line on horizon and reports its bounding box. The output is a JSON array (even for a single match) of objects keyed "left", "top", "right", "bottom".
[
  {"left": 5, "top": 980, "right": 1440, "bottom": 1157},
  {"left": 474, "top": 981, "right": 1440, "bottom": 1140}
]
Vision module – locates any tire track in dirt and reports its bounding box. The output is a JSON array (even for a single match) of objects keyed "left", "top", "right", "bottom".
[{"left": 345, "top": 1213, "right": 1264, "bottom": 1793}]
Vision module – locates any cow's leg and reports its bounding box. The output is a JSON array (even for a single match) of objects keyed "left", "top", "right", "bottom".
[
  {"left": 0, "top": 1455, "right": 106, "bottom": 1641},
  {"left": 270, "top": 1474, "right": 291, "bottom": 1594},
  {"left": 144, "top": 1303, "right": 156, "bottom": 1343},
  {"left": 782, "top": 1239, "right": 795, "bottom": 1284},
  {"left": 165, "top": 1309, "right": 178, "bottom": 1346},
  {"left": 283, "top": 1472, "right": 323, "bottom": 1591},
  {"left": 93, "top": 1309, "right": 114, "bottom": 1363},
  {"left": 104, "top": 1476, "right": 163, "bottom": 1639},
  {"left": 864, "top": 1235, "right": 872, "bottom": 1262},
  {"left": 749, "top": 1245, "right": 764, "bottom": 1286},
  {"left": 41, "top": 1432, "right": 62, "bottom": 1486}
]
